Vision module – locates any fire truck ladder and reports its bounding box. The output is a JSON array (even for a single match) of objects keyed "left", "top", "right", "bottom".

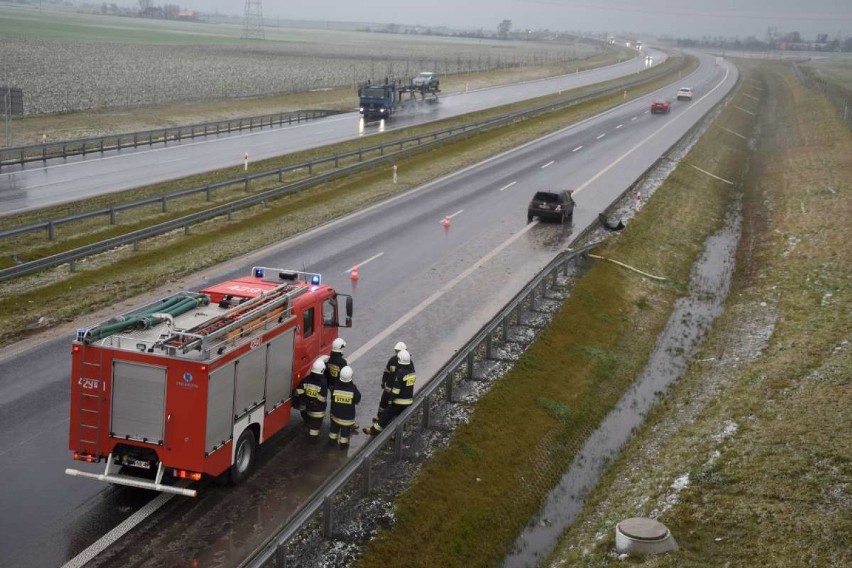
[
  {"left": 75, "top": 345, "right": 105, "bottom": 447},
  {"left": 163, "top": 282, "right": 306, "bottom": 357}
]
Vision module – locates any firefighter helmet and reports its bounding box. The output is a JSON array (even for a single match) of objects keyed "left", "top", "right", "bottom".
[
  {"left": 339, "top": 366, "right": 353, "bottom": 383},
  {"left": 394, "top": 341, "right": 407, "bottom": 352},
  {"left": 332, "top": 337, "right": 346, "bottom": 352},
  {"left": 311, "top": 358, "right": 326, "bottom": 374},
  {"left": 397, "top": 349, "right": 411, "bottom": 365}
]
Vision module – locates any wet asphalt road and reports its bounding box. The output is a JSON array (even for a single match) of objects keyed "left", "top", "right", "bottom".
[
  {"left": 0, "top": 51, "right": 666, "bottom": 215},
  {"left": 0, "top": 52, "right": 737, "bottom": 567}
]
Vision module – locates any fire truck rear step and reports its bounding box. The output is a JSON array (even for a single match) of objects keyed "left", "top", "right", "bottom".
[{"left": 65, "top": 453, "right": 197, "bottom": 497}]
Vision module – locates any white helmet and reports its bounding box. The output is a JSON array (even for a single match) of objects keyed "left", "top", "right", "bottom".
[
  {"left": 394, "top": 341, "right": 407, "bottom": 352},
  {"left": 397, "top": 349, "right": 411, "bottom": 365},
  {"left": 332, "top": 337, "right": 346, "bottom": 352},
  {"left": 339, "top": 366, "right": 353, "bottom": 383},
  {"left": 311, "top": 358, "right": 326, "bottom": 374}
]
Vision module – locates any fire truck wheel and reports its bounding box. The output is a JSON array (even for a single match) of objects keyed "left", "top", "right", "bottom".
[{"left": 229, "top": 429, "right": 257, "bottom": 485}]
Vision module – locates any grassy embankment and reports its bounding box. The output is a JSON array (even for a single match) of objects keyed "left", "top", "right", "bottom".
[
  {"left": 354, "top": 67, "right": 759, "bottom": 566},
  {"left": 0, "top": 56, "right": 695, "bottom": 347},
  {"left": 546, "top": 60, "right": 851, "bottom": 566}
]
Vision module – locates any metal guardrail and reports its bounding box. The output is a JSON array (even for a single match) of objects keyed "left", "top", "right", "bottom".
[
  {"left": 0, "top": 55, "right": 687, "bottom": 282},
  {"left": 240, "top": 240, "right": 600, "bottom": 568},
  {"left": 0, "top": 109, "right": 342, "bottom": 169}
]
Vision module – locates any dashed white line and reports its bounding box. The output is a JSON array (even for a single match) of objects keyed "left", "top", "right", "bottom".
[
  {"left": 735, "top": 105, "right": 756, "bottom": 116},
  {"left": 572, "top": 146, "right": 583, "bottom": 152},
  {"left": 631, "top": 116, "right": 638, "bottom": 121},
  {"left": 541, "top": 160, "right": 555, "bottom": 169},
  {"left": 643, "top": 110, "right": 650, "bottom": 114},
  {"left": 438, "top": 209, "right": 464, "bottom": 223},
  {"left": 596, "top": 134, "right": 606, "bottom": 140},
  {"left": 344, "top": 252, "right": 384, "bottom": 273},
  {"left": 616, "top": 124, "right": 623, "bottom": 129},
  {"left": 499, "top": 181, "right": 517, "bottom": 192}
]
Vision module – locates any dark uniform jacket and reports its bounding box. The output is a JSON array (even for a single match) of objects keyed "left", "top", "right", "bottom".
[
  {"left": 389, "top": 362, "right": 416, "bottom": 406},
  {"left": 330, "top": 382, "right": 362, "bottom": 424},
  {"left": 381, "top": 354, "right": 399, "bottom": 393},
  {"left": 326, "top": 352, "right": 348, "bottom": 391},
  {"left": 295, "top": 371, "right": 328, "bottom": 413}
]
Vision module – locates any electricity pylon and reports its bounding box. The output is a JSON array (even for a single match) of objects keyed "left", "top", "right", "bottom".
[{"left": 241, "top": 0, "right": 265, "bottom": 40}]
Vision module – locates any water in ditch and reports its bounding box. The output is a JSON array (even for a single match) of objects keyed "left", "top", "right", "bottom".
[{"left": 500, "top": 204, "right": 742, "bottom": 568}]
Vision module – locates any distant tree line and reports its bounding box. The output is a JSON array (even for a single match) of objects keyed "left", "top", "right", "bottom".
[
  {"left": 136, "top": 0, "right": 197, "bottom": 21},
  {"left": 673, "top": 30, "right": 852, "bottom": 53}
]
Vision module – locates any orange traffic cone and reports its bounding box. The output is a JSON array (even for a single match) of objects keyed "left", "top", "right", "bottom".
[
  {"left": 350, "top": 264, "right": 359, "bottom": 281},
  {"left": 443, "top": 215, "right": 451, "bottom": 228}
]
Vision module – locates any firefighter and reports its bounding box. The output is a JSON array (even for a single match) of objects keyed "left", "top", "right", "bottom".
[
  {"left": 363, "top": 349, "right": 415, "bottom": 436},
  {"left": 328, "top": 366, "right": 361, "bottom": 450},
  {"left": 294, "top": 357, "right": 328, "bottom": 441},
  {"left": 326, "top": 337, "right": 348, "bottom": 392},
  {"left": 374, "top": 341, "right": 407, "bottom": 422}
]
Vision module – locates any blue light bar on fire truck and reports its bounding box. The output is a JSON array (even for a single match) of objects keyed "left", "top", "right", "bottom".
[{"left": 251, "top": 267, "right": 321, "bottom": 286}]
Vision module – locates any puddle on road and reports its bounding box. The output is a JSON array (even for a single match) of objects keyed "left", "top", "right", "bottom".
[{"left": 501, "top": 205, "right": 741, "bottom": 568}]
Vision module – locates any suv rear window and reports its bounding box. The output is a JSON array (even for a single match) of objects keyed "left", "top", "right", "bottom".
[{"left": 533, "top": 192, "right": 559, "bottom": 203}]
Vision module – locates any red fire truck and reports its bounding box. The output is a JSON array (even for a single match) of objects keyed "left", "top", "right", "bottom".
[{"left": 66, "top": 267, "right": 352, "bottom": 497}]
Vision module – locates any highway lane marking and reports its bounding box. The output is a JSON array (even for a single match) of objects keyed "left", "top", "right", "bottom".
[
  {"left": 616, "top": 124, "right": 623, "bottom": 129},
  {"left": 21, "top": 177, "right": 73, "bottom": 189},
  {"left": 438, "top": 209, "right": 464, "bottom": 223},
  {"left": 572, "top": 146, "right": 583, "bottom": 152},
  {"left": 596, "top": 134, "right": 606, "bottom": 140},
  {"left": 0, "top": 154, "right": 188, "bottom": 177},
  {"left": 735, "top": 105, "right": 756, "bottom": 116},
  {"left": 61, "top": 489, "right": 180, "bottom": 568},
  {"left": 643, "top": 110, "right": 650, "bottom": 113},
  {"left": 744, "top": 93, "right": 760, "bottom": 101},
  {"left": 541, "top": 160, "right": 554, "bottom": 169},
  {"left": 631, "top": 116, "right": 638, "bottom": 121},
  {"left": 348, "top": 220, "right": 536, "bottom": 363},
  {"left": 498, "top": 181, "right": 517, "bottom": 192},
  {"left": 344, "top": 251, "right": 384, "bottom": 273},
  {"left": 574, "top": 63, "right": 731, "bottom": 197}
]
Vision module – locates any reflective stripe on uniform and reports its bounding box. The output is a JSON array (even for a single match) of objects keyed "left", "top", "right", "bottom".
[
  {"left": 307, "top": 410, "right": 326, "bottom": 419},
  {"left": 392, "top": 398, "right": 413, "bottom": 405},
  {"left": 332, "top": 417, "right": 355, "bottom": 427}
]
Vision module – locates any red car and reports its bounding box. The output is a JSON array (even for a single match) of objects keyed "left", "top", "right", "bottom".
[{"left": 651, "top": 100, "right": 670, "bottom": 114}]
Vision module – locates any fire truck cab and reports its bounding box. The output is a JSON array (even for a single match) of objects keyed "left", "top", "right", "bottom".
[{"left": 66, "top": 268, "right": 352, "bottom": 497}]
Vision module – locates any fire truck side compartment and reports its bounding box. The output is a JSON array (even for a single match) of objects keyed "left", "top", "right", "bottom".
[
  {"left": 111, "top": 361, "right": 167, "bottom": 443},
  {"left": 207, "top": 362, "right": 235, "bottom": 453},
  {"left": 265, "top": 329, "right": 296, "bottom": 412},
  {"left": 235, "top": 347, "right": 266, "bottom": 418}
]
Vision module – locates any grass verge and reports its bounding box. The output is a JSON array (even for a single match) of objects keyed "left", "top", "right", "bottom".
[
  {"left": 353, "top": 65, "right": 758, "bottom": 567},
  {"left": 545, "top": 61, "right": 852, "bottom": 566},
  {"left": 0, "top": 56, "right": 696, "bottom": 346}
]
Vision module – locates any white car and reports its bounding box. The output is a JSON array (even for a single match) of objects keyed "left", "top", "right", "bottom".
[{"left": 677, "top": 87, "right": 694, "bottom": 101}]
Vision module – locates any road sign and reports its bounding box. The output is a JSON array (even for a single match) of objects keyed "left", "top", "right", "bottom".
[{"left": 1, "top": 87, "right": 24, "bottom": 116}]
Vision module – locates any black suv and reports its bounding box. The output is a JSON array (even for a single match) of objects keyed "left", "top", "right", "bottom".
[{"left": 527, "top": 190, "right": 575, "bottom": 223}]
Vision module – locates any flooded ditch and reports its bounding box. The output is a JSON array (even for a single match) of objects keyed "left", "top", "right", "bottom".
[{"left": 501, "top": 200, "right": 742, "bottom": 567}]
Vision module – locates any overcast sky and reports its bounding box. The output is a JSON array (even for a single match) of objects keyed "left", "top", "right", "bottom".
[{"left": 141, "top": 0, "right": 852, "bottom": 39}]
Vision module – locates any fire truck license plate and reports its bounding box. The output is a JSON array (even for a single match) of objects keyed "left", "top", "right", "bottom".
[{"left": 122, "top": 457, "right": 151, "bottom": 469}]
